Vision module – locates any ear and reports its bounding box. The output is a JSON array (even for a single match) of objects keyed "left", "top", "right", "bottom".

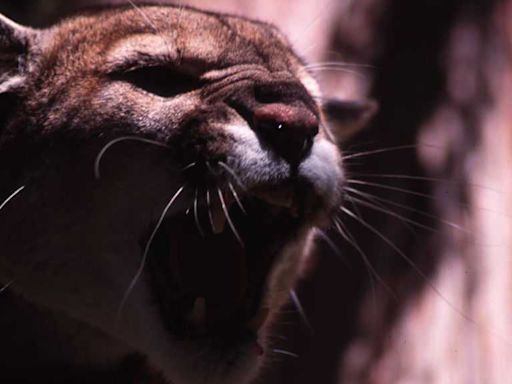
[
  {"left": 323, "top": 99, "right": 378, "bottom": 143},
  {"left": 0, "top": 13, "right": 37, "bottom": 95}
]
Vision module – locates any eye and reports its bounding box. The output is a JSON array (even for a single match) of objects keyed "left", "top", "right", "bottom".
[{"left": 111, "top": 66, "right": 203, "bottom": 98}]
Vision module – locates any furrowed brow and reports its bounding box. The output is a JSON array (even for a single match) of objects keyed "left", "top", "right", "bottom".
[{"left": 105, "top": 34, "right": 177, "bottom": 72}]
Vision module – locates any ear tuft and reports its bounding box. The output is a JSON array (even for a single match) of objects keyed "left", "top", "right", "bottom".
[
  {"left": 323, "top": 99, "right": 378, "bottom": 143},
  {"left": 0, "top": 13, "right": 36, "bottom": 94}
]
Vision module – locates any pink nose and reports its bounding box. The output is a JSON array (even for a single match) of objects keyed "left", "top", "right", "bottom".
[{"left": 253, "top": 103, "right": 319, "bottom": 165}]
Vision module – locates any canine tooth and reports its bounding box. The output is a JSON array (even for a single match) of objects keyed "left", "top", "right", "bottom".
[
  {"left": 189, "top": 297, "right": 206, "bottom": 326},
  {"left": 247, "top": 307, "right": 269, "bottom": 332}
]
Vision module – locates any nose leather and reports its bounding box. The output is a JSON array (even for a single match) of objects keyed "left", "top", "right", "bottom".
[{"left": 253, "top": 103, "right": 319, "bottom": 165}]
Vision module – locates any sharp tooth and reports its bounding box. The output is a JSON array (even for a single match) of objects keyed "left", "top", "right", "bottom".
[
  {"left": 247, "top": 307, "right": 270, "bottom": 332},
  {"left": 189, "top": 296, "right": 206, "bottom": 326}
]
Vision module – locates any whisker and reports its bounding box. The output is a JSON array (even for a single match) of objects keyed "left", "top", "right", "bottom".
[
  {"left": 94, "top": 136, "right": 168, "bottom": 179},
  {"left": 289, "top": 289, "right": 313, "bottom": 334},
  {"left": 126, "top": 0, "right": 174, "bottom": 59},
  {"left": 217, "top": 187, "right": 244, "bottom": 246},
  {"left": 0, "top": 187, "right": 39, "bottom": 297},
  {"left": 304, "top": 67, "right": 367, "bottom": 78},
  {"left": 347, "top": 179, "right": 448, "bottom": 201},
  {"left": 350, "top": 172, "right": 502, "bottom": 194},
  {"left": 345, "top": 186, "right": 469, "bottom": 233},
  {"left": 340, "top": 206, "right": 474, "bottom": 323},
  {"left": 0, "top": 280, "right": 13, "bottom": 294},
  {"left": 346, "top": 189, "right": 365, "bottom": 220},
  {"left": 347, "top": 195, "right": 440, "bottom": 234},
  {"left": 314, "top": 228, "right": 353, "bottom": 270},
  {"left": 117, "top": 185, "right": 185, "bottom": 317},
  {"left": 342, "top": 144, "right": 421, "bottom": 160},
  {"left": 127, "top": 0, "right": 158, "bottom": 30},
  {"left": 304, "top": 61, "right": 376, "bottom": 70},
  {"left": 0, "top": 186, "right": 25, "bottom": 211},
  {"left": 345, "top": 185, "right": 403, "bottom": 213},
  {"left": 272, "top": 349, "right": 299, "bottom": 358},
  {"left": 193, "top": 188, "right": 205, "bottom": 237},
  {"left": 206, "top": 188, "right": 215, "bottom": 233},
  {"left": 228, "top": 182, "right": 246, "bottom": 215},
  {"left": 217, "top": 161, "right": 246, "bottom": 191},
  {"left": 288, "top": 0, "right": 336, "bottom": 52},
  {"left": 332, "top": 217, "right": 396, "bottom": 299},
  {"left": 181, "top": 162, "right": 197, "bottom": 172},
  {"left": 347, "top": 179, "right": 508, "bottom": 219}
]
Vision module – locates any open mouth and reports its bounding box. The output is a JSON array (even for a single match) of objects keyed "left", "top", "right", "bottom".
[{"left": 147, "top": 179, "right": 308, "bottom": 351}]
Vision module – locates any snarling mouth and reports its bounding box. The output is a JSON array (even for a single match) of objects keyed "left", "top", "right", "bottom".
[{"left": 146, "top": 177, "right": 311, "bottom": 351}]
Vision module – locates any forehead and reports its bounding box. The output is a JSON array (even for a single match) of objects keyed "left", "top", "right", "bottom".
[{"left": 45, "top": 5, "right": 299, "bottom": 72}]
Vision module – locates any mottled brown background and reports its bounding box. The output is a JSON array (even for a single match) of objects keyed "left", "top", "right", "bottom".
[{"left": 2, "top": 1, "right": 511, "bottom": 383}]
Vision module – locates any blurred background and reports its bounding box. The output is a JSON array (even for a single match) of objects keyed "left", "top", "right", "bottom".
[{"left": 2, "top": 1, "right": 511, "bottom": 383}]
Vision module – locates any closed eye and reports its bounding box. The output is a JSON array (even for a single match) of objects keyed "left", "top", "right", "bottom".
[{"left": 111, "top": 66, "right": 203, "bottom": 98}]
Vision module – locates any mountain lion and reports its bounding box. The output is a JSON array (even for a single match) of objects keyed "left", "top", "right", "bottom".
[{"left": 0, "top": 3, "right": 373, "bottom": 383}]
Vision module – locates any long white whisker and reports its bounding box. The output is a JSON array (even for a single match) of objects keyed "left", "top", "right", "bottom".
[
  {"left": 314, "top": 228, "right": 353, "bottom": 270},
  {"left": 345, "top": 188, "right": 418, "bottom": 235},
  {"left": 289, "top": 289, "right": 313, "bottom": 333},
  {"left": 342, "top": 145, "right": 420, "bottom": 160},
  {"left": 304, "top": 66, "right": 367, "bottom": 78},
  {"left": 0, "top": 187, "right": 30, "bottom": 296},
  {"left": 217, "top": 187, "right": 244, "bottom": 246},
  {"left": 193, "top": 188, "right": 205, "bottom": 237},
  {"left": 206, "top": 188, "right": 215, "bottom": 233},
  {"left": 126, "top": 0, "right": 174, "bottom": 60},
  {"left": 332, "top": 217, "right": 396, "bottom": 299},
  {"left": 272, "top": 349, "right": 299, "bottom": 358},
  {"left": 334, "top": 217, "right": 385, "bottom": 311},
  {"left": 0, "top": 186, "right": 25, "bottom": 211},
  {"left": 0, "top": 280, "right": 13, "bottom": 294},
  {"left": 94, "top": 136, "right": 168, "bottom": 179},
  {"left": 347, "top": 195, "right": 440, "bottom": 234},
  {"left": 304, "top": 61, "right": 376, "bottom": 70},
  {"left": 181, "top": 162, "right": 197, "bottom": 172},
  {"left": 340, "top": 206, "right": 474, "bottom": 323},
  {"left": 127, "top": 0, "right": 158, "bottom": 30},
  {"left": 348, "top": 179, "right": 510, "bottom": 219},
  {"left": 228, "top": 182, "right": 246, "bottom": 214},
  {"left": 350, "top": 172, "right": 502, "bottom": 194},
  {"left": 117, "top": 185, "right": 185, "bottom": 317},
  {"left": 345, "top": 186, "right": 469, "bottom": 233},
  {"left": 218, "top": 161, "right": 246, "bottom": 190},
  {"left": 347, "top": 179, "right": 445, "bottom": 201}
]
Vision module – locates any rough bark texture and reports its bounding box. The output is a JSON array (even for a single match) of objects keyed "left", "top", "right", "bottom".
[{"left": 1, "top": 1, "right": 511, "bottom": 383}]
